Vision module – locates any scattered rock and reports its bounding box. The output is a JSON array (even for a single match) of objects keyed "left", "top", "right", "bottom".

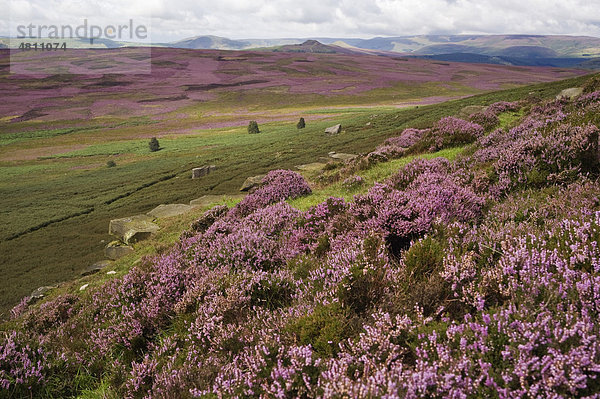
[
  {"left": 80, "top": 284, "right": 89, "bottom": 291},
  {"left": 240, "top": 174, "right": 266, "bottom": 191},
  {"left": 147, "top": 203, "right": 195, "bottom": 219},
  {"left": 107, "top": 271, "right": 117, "bottom": 275},
  {"left": 109, "top": 215, "right": 160, "bottom": 244},
  {"left": 365, "top": 122, "right": 371, "bottom": 126},
  {"left": 29, "top": 286, "right": 56, "bottom": 300},
  {"left": 104, "top": 241, "right": 134, "bottom": 260},
  {"left": 556, "top": 87, "right": 583, "bottom": 100},
  {"left": 192, "top": 165, "right": 216, "bottom": 179},
  {"left": 329, "top": 152, "right": 358, "bottom": 161},
  {"left": 325, "top": 124, "right": 342, "bottom": 135},
  {"left": 296, "top": 162, "right": 327, "bottom": 171},
  {"left": 82, "top": 260, "right": 114, "bottom": 276}
]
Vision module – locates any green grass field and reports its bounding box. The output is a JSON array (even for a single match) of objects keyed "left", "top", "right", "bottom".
[{"left": 0, "top": 72, "right": 593, "bottom": 317}]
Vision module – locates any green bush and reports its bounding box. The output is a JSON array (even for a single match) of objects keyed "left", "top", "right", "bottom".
[
  {"left": 106, "top": 160, "right": 116, "bottom": 168},
  {"left": 148, "top": 137, "right": 160, "bottom": 152},
  {"left": 247, "top": 121, "right": 260, "bottom": 134},
  {"left": 286, "top": 303, "right": 349, "bottom": 358},
  {"left": 297, "top": 117, "right": 306, "bottom": 129},
  {"left": 403, "top": 236, "right": 445, "bottom": 280}
]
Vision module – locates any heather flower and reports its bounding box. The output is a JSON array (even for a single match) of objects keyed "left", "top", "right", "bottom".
[{"left": 232, "top": 170, "right": 311, "bottom": 217}]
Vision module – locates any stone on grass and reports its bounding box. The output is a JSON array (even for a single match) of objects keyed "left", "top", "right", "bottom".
[
  {"left": 82, "top": 260, "right": 114, "bottom": 276},
  {"left": 296, "top": 162, "right": 327, "bottom": 171},
  {"left": 325, "top": 124, "right": 342, "bottom": 135},
  {"left": 104, "top": 242, "right": 134, "bottom": 260},
  {"left": 147, "top": 204, "right": 195, "bottom": 219},
  {"left": 556, "top": 87, "right": 583, "bottom": 100},
  {"left": 240, "top": 175, "right": 266, "bottom": 191},
  {"left": 109, "top": 215, "right": 160, "bottom": 244},
  {"left": 329, "top": 152, "right": 358, "bottom": 161},
  {"left": 192, "top": 165, "right": 216, "bottom": 179},
  {"left": 29, "top": 286, "right": 56, "bottom": 301}
]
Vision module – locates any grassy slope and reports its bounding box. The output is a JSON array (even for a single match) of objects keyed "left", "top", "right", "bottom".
[{"left": 0, "top": 73, "right": 593, "bottom": 317}]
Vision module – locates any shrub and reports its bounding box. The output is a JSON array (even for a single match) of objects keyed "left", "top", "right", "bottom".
[
  {"left": 148, "top": 137, "right": 160, "bottom": 152},
  {"left": 106, "top": 160, "right": 116, "bottom": 168},
  {"left": 469, "top": 111, "right": 499, "bottom": 131},
  {"left": 296, "top": 117, "right": 306, "bottom": 129},
  {"left": 286, "top": 303, "right": 349, "bottom": 358},
  {"left": 247, "top": 121, "right": 260, "bottom": 134},
  {"left": 402, "top": 236, "right": 445, "bottom": 280}
]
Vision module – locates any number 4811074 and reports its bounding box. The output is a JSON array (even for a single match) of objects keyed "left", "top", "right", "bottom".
[{"left": 18, "top": 42, "right": 67, "bottom": 51}]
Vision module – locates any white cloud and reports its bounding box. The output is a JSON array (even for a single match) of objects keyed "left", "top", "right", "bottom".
[{"left": 2, "top": 0, "right": 600, "bottom": 41}]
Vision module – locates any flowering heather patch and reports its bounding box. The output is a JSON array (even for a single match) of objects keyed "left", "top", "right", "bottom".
[
  {"left": 368, "top": 128, "right": 429, "bottom": 162},
  {"left": 0, "top": 331, "right": 47, "bottom": 394},
  {"left": 232, "top": 170, "right": 311, "bottom": 217},
  {"left": 413, "top": 116, "right": 484, "bottom": 153},
  {"left": 341, "top": 175, "right": 364, "bottom": 189},
  {"left": 468, "top": 110, "right": 499, "bottom": 130},
  {"left": 486, "top": 100, "right": 521, "bottom": 114},
  {"left": 3, "top": 84, "right": 600, "bottom": 397}
]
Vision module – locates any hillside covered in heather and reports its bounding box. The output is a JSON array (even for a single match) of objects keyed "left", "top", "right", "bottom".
[{"left": 2, "top": 74, "right": 600, "bottom": 398}]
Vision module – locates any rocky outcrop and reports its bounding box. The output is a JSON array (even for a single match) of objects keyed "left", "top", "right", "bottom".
[
  {"left": 240, "top": 175, "right": 266, "bottom": 191},
  {"left": 147, "top": 204, "right": 195, "bottom": 219},
  {"left": 29, "top": 286, "right": 56, "bottom": 301},
  {"left": 192, "top": 165, "right": 216, "bottom": 179},
  {"left": 82, "top": 260, "right": 114, "bottom": 276},
  {"left": 325, "top": 124, "right": 342, "bottom": 135},
  {"left": 296, "top": 162, "right": 327, "bottom": 171},
  {"left": 109, "top": 215, "right": 160, "bottom": 244},
  {"left": 556, "top": 87, "right": 583, "bottom": 100},
  {"left": 104, "top": 242, "right": 134, "bottom": 260},
  {"left": 328, "top": 151, "right": 358, "bottom": 161}
]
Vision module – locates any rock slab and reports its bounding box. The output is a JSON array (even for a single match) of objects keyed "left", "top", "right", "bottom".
[
  {"left": 192, "top": 165, "right": 216, "bottom": 179},
  {"left": 325, "top": 124, "right": 342, "bottom": 135},
  {"left": 109, "top": 215, "right": 160, "bottom": 244},
  {"left": 556, "top": 87, "right": 583, "bottom": 100},
  {"left": 329, "top": 152, "right": 358, "bottom": 161},
  {"left": 104, "top": 242, "right": 134, "bottom": 260},
  {"left": 147, "top": 204, "right": 195, "bottom": 219},
  {"left": 240, "top": 174, "right": 266, "bottom": 191},
  {"left": 82, "top": 260, "right": 114, "bottom": 276}
]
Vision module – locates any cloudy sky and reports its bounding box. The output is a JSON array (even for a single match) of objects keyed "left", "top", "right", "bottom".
[{"left": 3, "top": 0, "right": 600, "bottom": 42}]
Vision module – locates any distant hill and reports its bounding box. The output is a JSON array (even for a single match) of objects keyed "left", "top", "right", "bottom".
[
  {"left": 255, "top": 40, "right": 387, "bottom": 55},
  {"left": 166, "top": 34, "right": 600, "bottom": 60},
  {"left": 3, "top": 34, "right": 600, "bottom": 68}
]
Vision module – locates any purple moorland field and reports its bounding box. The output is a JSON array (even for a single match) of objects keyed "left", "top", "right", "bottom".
[
  {"left": 0, "top": 47, "right": 587, "bottom": 127},
  {"left": 3, "top": 75, "right": 600, "bottom": 397}
]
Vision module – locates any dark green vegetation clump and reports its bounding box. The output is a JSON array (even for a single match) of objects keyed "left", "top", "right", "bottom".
[
  {"left": 247, "top": 121, "right": 260, "bottom": 134},
  {"left": 148, "top": 137, "right": 160, "bottom": 152},
  {"left": 297, "top": 117, "right": 306, "bottom": 129}
]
